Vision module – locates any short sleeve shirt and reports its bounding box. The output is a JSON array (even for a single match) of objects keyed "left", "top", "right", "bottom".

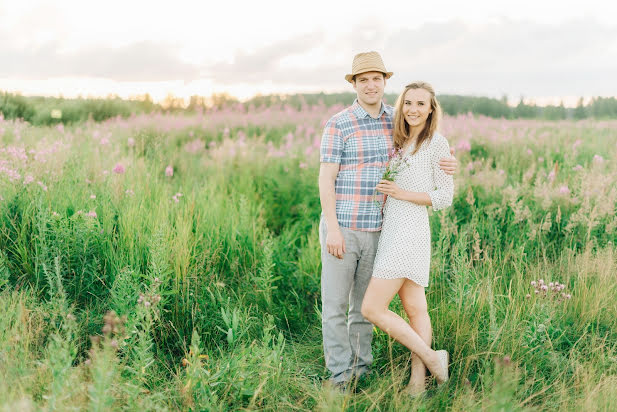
[{"left": 320, "top": 100, "right": 394, "bottom": 231}]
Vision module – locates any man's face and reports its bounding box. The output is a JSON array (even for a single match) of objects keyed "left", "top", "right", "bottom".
[{"left": 352, "top": 71, "right": 385, "bottom": 107}]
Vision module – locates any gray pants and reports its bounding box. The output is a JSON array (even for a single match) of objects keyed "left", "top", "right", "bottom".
[{"left": 319, "top": 218, "right": 380, "bottom": 383}]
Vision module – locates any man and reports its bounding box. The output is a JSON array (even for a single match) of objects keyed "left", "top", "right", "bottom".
[{"left": 318, "top": 51, "right": 457, "bottom": 386}]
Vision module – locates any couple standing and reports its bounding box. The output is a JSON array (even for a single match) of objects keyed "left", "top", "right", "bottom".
[{"left": 318, "top": 51, "right": 457, "bottom": 395}]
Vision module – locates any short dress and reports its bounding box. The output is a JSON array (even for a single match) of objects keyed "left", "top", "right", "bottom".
[{"left": 372, "top": 133, "right": 454, "bottom": 287}]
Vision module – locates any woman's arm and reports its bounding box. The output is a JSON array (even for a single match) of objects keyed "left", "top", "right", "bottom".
[
  {"left": 375, "top": 182, "right": 433, "bottom": 205},
  {"left": 375, "top": 135, "right": 454, "bottom": 209}
]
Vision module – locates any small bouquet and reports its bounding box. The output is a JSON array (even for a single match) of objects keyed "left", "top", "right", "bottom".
[{"left": 373, "top": 147, "right": 410, "bottom": 207}]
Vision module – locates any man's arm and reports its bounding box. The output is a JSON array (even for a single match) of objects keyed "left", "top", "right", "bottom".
[
  {"left": 438, "top": 147, "right": 458, "bottom": 175},
  {"left": 319, "top": 163, "right": 345, "bottom": 259}
]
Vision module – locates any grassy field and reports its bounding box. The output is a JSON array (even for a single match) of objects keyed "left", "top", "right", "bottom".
[{"left": 0, "top": 104, "right": 616, "bottom": 411}]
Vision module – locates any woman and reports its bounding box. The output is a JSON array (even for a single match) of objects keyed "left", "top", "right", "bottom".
[{"left": 361, "top": 81, "right": 454, "bottom": 395}]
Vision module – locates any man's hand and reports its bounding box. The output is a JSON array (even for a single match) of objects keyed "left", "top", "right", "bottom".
[
  {"left": 438, "top": 147, "right": 458, "bottom": 175},
  {"left": 326, "top": 229, "right": 346, "bottom": 259}
]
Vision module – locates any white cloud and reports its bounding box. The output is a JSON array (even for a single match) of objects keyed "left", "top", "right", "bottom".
[{"left": 1, "top": 1, "right": 617, "bottom": 100}]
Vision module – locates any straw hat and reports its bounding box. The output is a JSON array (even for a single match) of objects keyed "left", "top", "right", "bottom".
[{"left": 345, "top": 51, "right": 393, "bottom": 83}]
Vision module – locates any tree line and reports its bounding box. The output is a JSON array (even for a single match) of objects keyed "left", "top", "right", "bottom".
[{"left": 2, "top": 90, "right": 617, "bottom": 126}]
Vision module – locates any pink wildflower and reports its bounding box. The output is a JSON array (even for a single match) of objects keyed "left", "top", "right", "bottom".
[
  {"left": 86, "top": 211, "right": 97, "bottom": 218},
  {"left": 299, "top": 162, "right": 308, "bottom": 169},
  {"left": 456, "top": 140, "right": 471, "bottom": 152},
  {"left": 184, "top": 139, "right": 205, "bottom": 153},
  {"left": 572, "top": 164, "right": 583, "bottom": 171},
  {"left": 90, "top": 194, "right": 96, "bottom": 199},
  {"left": 593, "top": 154, "right": 604, "bottom": 164},
  {"left": 526, "top": 149, "right": 533, "bottom": 155},
  {"left": 113, "top": 163, "right": 125, "bottom": 174},
  {"left": 165, "top": 165, "right": 174, "bottom": 177},
  {"left": 37, "top": 181, "right": 48, "bottom": 191},
  {"left": 538, "top": 157, "right": 544, "bottom": 162},
  {"left": 559, "top": 185, "right": 570, "bottom": 195},
  {"left": 100, "top": 137, "right": 110, "bottom": 145},
  {"left": 23, "top": 175, "right": 34, "bottom": 185},
  {"left": 127, "top": 137, "right": 135, "bottom": 147},
  {"left": 125, "top": 189, "right": 135, "bottom": 196},
  {"left": 171, "top": 192, "right": 183, "bottom": 203}
]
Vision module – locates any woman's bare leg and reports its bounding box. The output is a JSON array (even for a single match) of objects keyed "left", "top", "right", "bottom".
[
  {"left": 398, "top": 279, "right": 432, "bottom": 394},
  {"left": 361, "top": 277, "right": 446, "bottom": 382}
]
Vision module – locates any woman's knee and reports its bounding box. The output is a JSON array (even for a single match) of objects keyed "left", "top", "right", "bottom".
[
  {"left": 361, "top": 300, "right": 381, "bottom": 322},
  {"left": 403, "top": 299, "right": 428, "bottom": 320}
]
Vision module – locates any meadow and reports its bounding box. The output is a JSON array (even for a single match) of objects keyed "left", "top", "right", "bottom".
[{"left": 0, "top": 103, "right": 616, "bottom": 411}]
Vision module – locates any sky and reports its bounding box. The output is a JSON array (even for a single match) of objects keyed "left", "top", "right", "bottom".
[{"left": 1, "top": 0, "right": 616, "bottom": 106}]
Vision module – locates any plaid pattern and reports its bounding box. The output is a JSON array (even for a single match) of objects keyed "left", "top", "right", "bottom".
[{"left": 320, "top": 100, "right": 394, "bottom": 231}]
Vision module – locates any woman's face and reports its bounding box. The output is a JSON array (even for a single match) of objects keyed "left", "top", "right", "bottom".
[{"left": 402, "top": 88, "right": 433, "bottom": 129}]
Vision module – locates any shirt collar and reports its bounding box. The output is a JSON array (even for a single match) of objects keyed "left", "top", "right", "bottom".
[{"left": 352, "top": 99, "right": 392, "bottom": 119}]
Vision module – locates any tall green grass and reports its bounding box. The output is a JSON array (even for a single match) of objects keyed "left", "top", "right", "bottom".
[{"left": 0, "top": 109, "right": 615, "bottom": 410}]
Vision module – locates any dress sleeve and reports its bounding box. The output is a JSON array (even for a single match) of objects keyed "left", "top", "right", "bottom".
[
  {"left": 428, "top": 134, "right": 454, "bottom": 211},
  {"left": 319, "top": 117, "right": 343, "bottom": 164}
]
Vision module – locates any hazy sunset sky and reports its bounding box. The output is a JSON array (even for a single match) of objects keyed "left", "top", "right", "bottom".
[{"left": 1, "top": 0, "right": 616, "bottom": 105}]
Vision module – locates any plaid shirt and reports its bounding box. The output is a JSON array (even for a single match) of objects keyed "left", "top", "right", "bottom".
[{"left": 320, "top": 100, "right": 394, "bottom": 231}]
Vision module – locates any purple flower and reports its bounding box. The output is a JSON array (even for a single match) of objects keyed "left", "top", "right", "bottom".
[
  {"left": 165, "top": 165, "right": 174, "bottom": 177},
  {"left": 456, "top": 140, "right": 471, "bottom": 152},
  {"left": 113, "top": 163, "right": 125, "bottom": 174}
]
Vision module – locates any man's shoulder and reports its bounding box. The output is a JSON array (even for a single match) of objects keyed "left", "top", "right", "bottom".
[
  {"left": 324, "top": 105, "right": 358, "bottom": 130},
  {"left": 384, "top": 103, "right": 395, "bottom": 117},
  {"left": 327, "top": 105, "right": 356, "bottom": 123}
]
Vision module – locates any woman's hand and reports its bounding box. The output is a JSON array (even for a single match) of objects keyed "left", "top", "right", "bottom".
[{"left": 376, "top": 180, "right": 405, "bottom": 200}]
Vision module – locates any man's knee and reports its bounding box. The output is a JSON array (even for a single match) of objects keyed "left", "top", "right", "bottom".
[{"left": 322, "top": 294, "right": 349, "bottom": 319}]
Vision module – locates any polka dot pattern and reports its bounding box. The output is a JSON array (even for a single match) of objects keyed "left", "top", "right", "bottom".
[{"left": 372, "top": 133, "right": 454, "bottom": 287}]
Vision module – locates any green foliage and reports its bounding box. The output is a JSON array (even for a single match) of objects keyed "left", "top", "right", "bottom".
[
  {"left": 4, "top": 90, "right": 617, "bottom": 123},
  {"left": 0, "top": 91, "right": 158, "bottom": 125},
  {"left": 0, "top": 109, "right": 615, "bottom": 410}
]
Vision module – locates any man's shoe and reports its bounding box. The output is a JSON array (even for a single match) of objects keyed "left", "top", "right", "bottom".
[{"left": 323, "top": 380, "right": 349, "bottom": 394}]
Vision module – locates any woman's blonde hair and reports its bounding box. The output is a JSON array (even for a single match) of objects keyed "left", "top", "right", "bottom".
[{"left": 393, "top": 81, "right": 442, "bottom": 155}]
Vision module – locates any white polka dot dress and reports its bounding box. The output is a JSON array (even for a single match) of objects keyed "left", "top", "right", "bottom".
[{"left": 372, "top": 133, "right": 454, "bottom": 287}]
